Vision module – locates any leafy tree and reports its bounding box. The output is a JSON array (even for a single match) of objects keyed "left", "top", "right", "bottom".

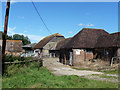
[
  {"left": 7, "top": 34, "right": 31, "bottom": 45},
  {"left": 7, "top": 35, "right": 12, "bottom": 40}
]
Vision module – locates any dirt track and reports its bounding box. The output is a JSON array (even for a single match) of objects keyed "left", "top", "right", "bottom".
[{"left": 43, "top": 58, "right": 103, "bottom": 76}]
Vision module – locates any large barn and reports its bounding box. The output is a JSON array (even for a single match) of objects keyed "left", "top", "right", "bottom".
[
  {"left": 33, "top": 33, "right": 65, "bottom": 57},
  {"left": 56, "top": 28, "right": 111, "bottom": 66}
]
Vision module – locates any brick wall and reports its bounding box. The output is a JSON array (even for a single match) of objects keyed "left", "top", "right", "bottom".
[
  {"left": 86, "top": 53, "right": 93, "bottom": 61},
  {"left": 72, "top": 49, "right": 93, "bottom": 66}
]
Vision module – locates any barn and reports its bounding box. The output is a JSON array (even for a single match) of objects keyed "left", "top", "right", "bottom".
[
  {"left": 33, "top": 33, "right": 65, "bottom": 57},
  {"left": 56, "top": 28, "right": 110, "bottom": 66},
  {"left": 95, "top": 32, "right": 120, "bottom": 63}
]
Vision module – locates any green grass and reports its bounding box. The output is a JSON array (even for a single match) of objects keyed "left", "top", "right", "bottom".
[
  {"left": 100, "top": 75, "right": 117, "bottom": 79},
  {"left": 72, "top": 67, "right": 119, "bottom": 75},
  {"left": 91, "top": 74, "right": 118, "bottom": 79},
  {"left": 98, "top": 69, "right": 118, "bottom": 74},
  {"left": 72, "top": 67, "right": 92, "bottom": 71},
  {"left": 2, "top": 65, "right": 118, "bottom": 88}
]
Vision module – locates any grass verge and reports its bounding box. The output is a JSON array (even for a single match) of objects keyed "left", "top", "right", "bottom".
[
  {"left": 2, "top": 65, "right": 118, "bottom": 88},
  {"left": 72, "top": 66, "right": 119, "bottom": 75}
]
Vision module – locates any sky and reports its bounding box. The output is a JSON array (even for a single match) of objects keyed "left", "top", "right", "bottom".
[{"left": 0, "top": 2, "right": 118, "bottom": 43}]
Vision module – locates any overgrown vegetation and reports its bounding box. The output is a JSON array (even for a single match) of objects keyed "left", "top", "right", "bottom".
[
  {"left": 4, "top": 62, "right": 38, "bottom": 77},
  {"left": 5, "top": 54, "right": 32, "bottom": 62},
  {"left": 2, "top": 56, "right": 118, "bottom": 88},
  {"left": 4, "top": 55, "right": 38, "bottom": 76},
  {"left": 2, "top": 64, "right": 118, "bottom": 88}
]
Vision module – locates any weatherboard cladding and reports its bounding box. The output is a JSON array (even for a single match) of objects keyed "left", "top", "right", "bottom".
[
  {"left": 62, "top": 28, "right": 109, "bottom": 49},
  {"left": 43, "top": 42, "right": 57, "bottom": 50}
]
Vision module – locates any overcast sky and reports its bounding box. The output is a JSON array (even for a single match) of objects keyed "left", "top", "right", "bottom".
[{"left": 1, "top": 2, "right": 118, "bottom": 43}]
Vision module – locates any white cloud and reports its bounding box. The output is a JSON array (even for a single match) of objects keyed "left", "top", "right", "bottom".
[
  {"left": 7, "top": 26, "right": 44, "bottom": 43},
  {"left": 78, "top": 23, "right": 94, "bottom": 27},
  {"left": 11, "top": 0, "right": 17, "bottom": 4},
  {"left": 78, "top": 24, "right": 83, "bottom": 26},
  {"left": 8, "top": 27, "right": 16, "bottom": 35},
  {"left": 24, "top": 30, "right": 28, "bottom": 33},
  {"left": 18, "top": 16, "right": 24, "bottom": 19},
  {"left": 68, "top": 32, "right": 73, "bottom": 34},
  {"left": 86, "top": 24, "right": 94, "bottom": 27},
  {"left": 26, "top": 34, "right": 44, "bottom": 43}
]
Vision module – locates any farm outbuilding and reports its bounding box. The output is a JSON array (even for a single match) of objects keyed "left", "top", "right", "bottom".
[
  {"left": 56, "top": 28, "right": 110, "bottom": 66},
  {"left": 55, "top": 38, "right": 72, "bottom": 64},
  {"left": 33, "top": 33, "right": 65, "bottom": 57},
  {"left": 0, "top": 40, "right": 22, "bottom": 55},
  {"left": 22, "top": 43, "right": 36, "bottom": 57},
  {"left": 95, "top": 32, "right": 120, "bottom": 63}
]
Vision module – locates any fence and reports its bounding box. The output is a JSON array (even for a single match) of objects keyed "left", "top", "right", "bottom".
[
  {"left": 3, "top": 59, "right": 41, "bottom": 64},
  {"left": 3, "top": 57, "right": 43, "bottom": 71}
]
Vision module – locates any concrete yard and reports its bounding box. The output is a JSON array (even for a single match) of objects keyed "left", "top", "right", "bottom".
[
  {"left": 43, "top": 58, "right": 118, "bottom": 83},
  {"left": 43, "top": 58, "right": 103, "bottom": 76}
]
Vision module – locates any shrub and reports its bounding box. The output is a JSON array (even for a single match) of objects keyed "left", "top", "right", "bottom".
[
  {"left": 5, "top": 64, "right": 22, "bottom": 76},
  {"left": 4, "top": 54, "right": 32, "bottom": 62}
]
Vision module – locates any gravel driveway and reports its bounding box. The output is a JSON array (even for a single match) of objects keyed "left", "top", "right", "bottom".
[{"left": 43, "top": 58, "right": 103, "bottom": 76}]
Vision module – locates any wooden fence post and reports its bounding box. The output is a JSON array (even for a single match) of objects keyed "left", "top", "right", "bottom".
[{"left": 37, "top": 58, "right": 40, "bottom": 71}]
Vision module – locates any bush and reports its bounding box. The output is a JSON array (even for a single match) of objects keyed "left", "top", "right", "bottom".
[
  {"left": 4, "top": 54, "right": 32, "bottom": 62},
  {"left": 5, "top": 64, "right": 20, "bottom": 76},
  {"left": 4, "top": 62, "right": 38, "bottom": 77}
]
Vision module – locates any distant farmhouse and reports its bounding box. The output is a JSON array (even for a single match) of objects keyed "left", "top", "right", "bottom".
[
  {"left": 22, "top": 43, "right": 36, "bottom": 57},
  {"left": 56, "top": 28, "right": 120, "bottom": 66},
  {"left": 0, "top": 31, "right": 22, "bottom": 55},
  {"left": 33, "top": 33, "right": 65, "bottom": 57},
  {"left": 0, "top": 40, "right": 22, "bottom": 55}
]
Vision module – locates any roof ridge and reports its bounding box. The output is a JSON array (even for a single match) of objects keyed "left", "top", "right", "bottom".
[
  {"left": 42, "top": 33, "right": 63, "bottom": 40},
  {"left": 110, "top": 32, "right": 120, "bottom": 35},
  {"left": 6, "top": 40, "right": 22, "bottom": 42},
  {"left": 83, "top": 28, "right": 104, "bottom": 30}
]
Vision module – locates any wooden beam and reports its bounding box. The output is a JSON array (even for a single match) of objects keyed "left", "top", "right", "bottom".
[
  {"left": 2, "top": 0, "right": 10, "bottom": 75},
  {"left": 64, "top": 54, "right": 66, "bottom": 65}
]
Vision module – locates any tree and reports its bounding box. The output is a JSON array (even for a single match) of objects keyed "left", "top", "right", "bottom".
[
  {"left": 7, "top": 35, "right": 12, "bottom": 40},
  {"left": 7, "top": 34, "right": 31, "bottom": 45}
]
